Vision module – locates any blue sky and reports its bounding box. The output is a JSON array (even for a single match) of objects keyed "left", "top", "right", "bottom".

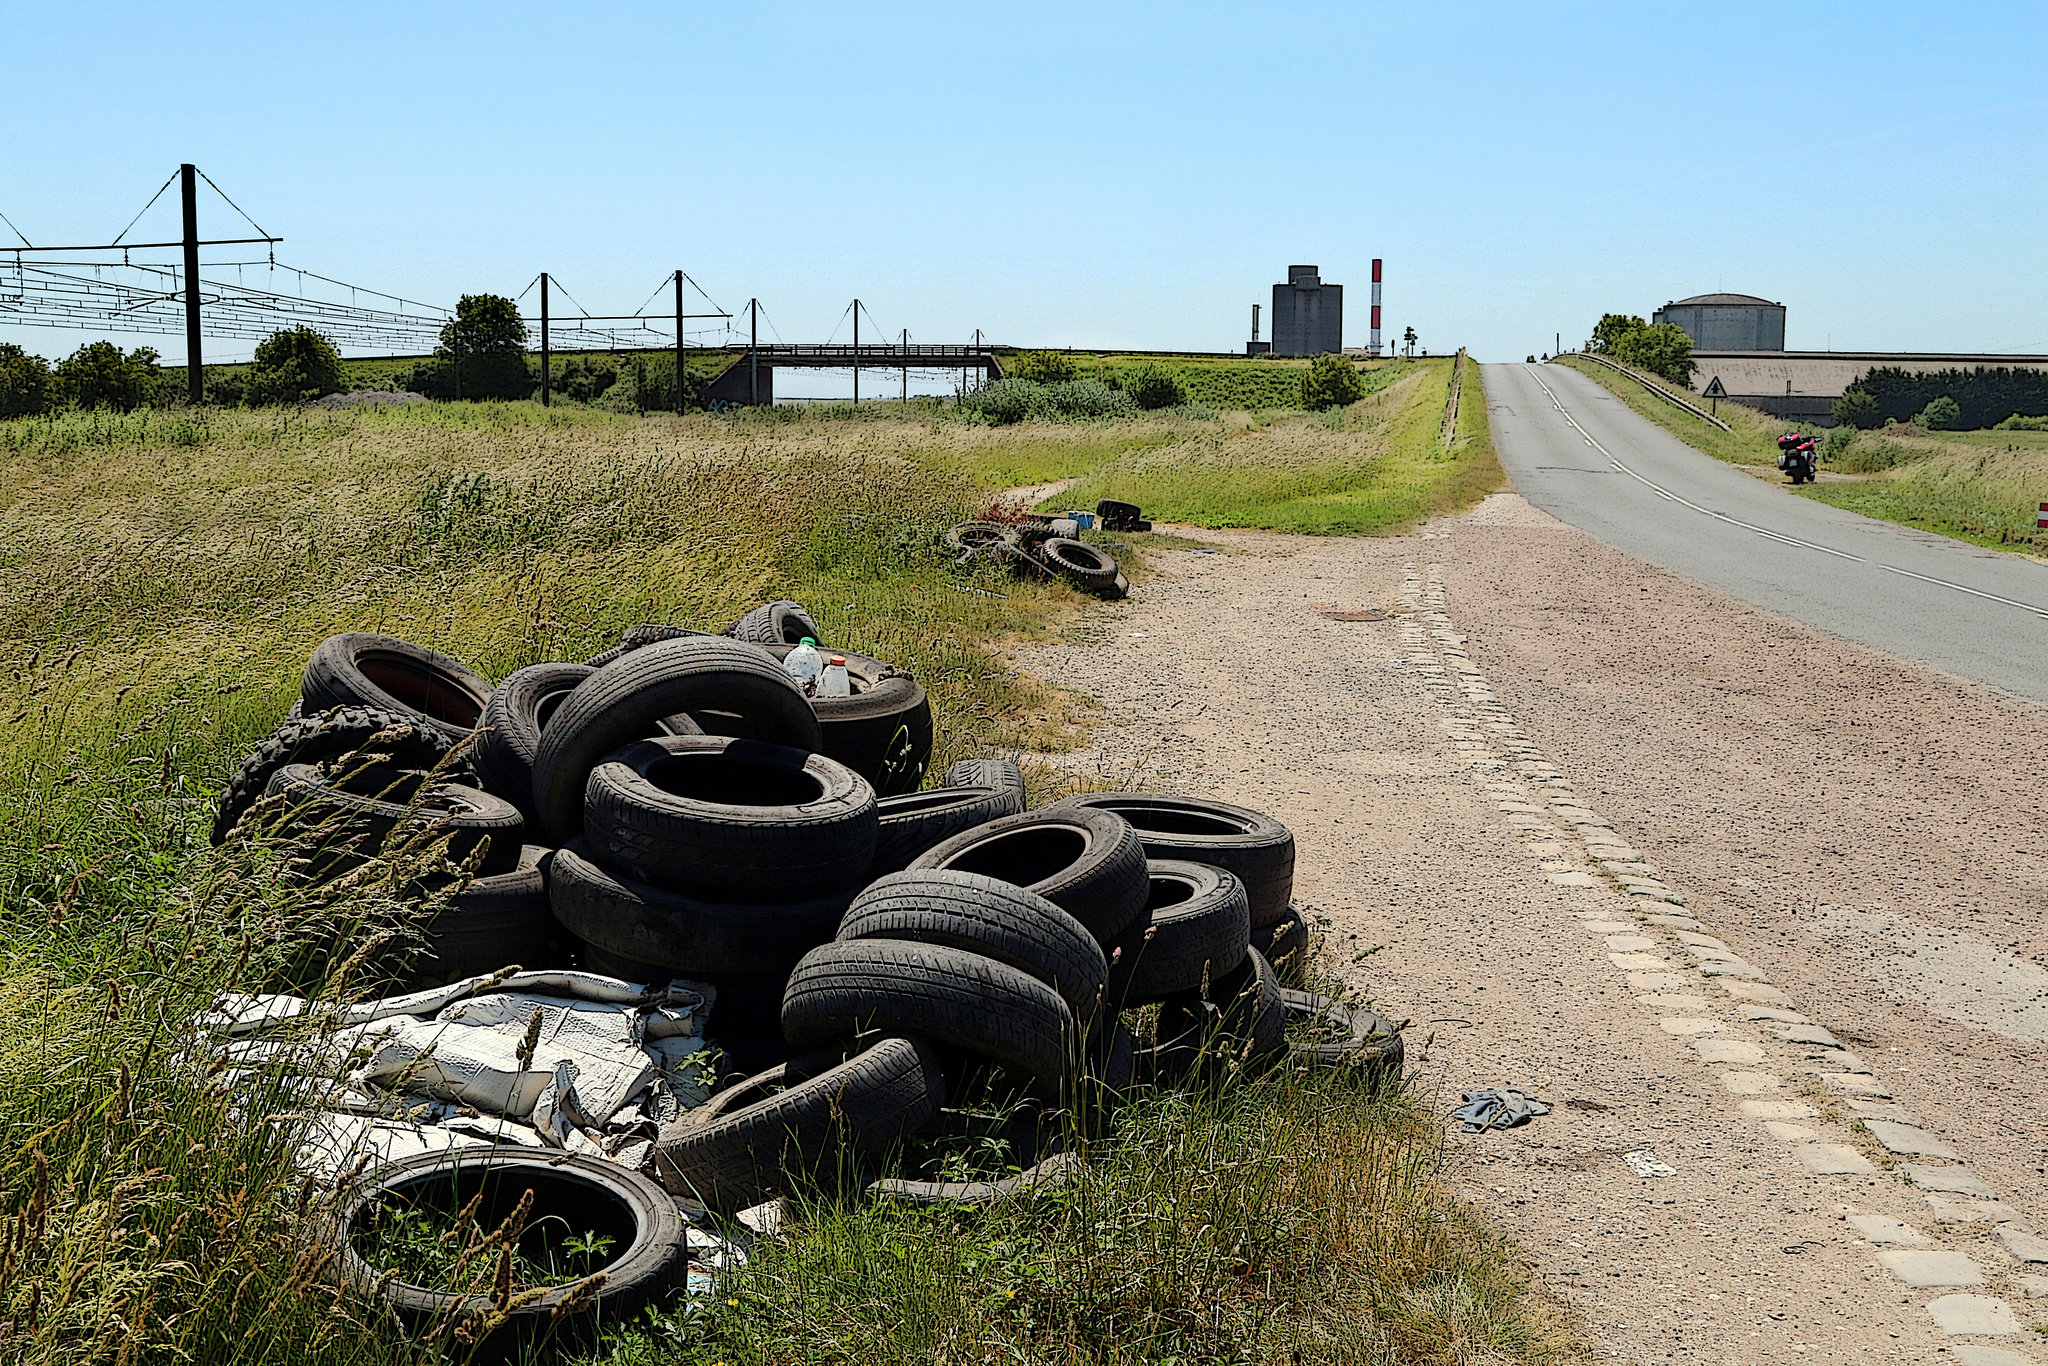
[{"left": 3, "top": 0, "right": 2044, "bottom": 375}]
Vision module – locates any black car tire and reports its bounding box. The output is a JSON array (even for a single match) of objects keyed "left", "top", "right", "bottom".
[
  {"left": 781, "top": 938, "right": 1078, "bottom": 1093},
  {"left": 1051, "top": 792, "right": 1294, "bottom": 927},
  {"left": 1103, "top": 859, "right": 1250, "bottom": 1008},
  {"left": 470, "top": 663, "right": 592, "bottom": 819},
  {"left": 584, "top": 625, "right": 717, "bottom": 669},
  {"left": 301, "top": 633, "right": 492, "bottom": 748},
  {"left": 1153, "top": 947, "right": 1287, "bottom": 1073},
  {"left": 906, "top": 806, "right": 1148, "bottom": 946},
  {"left": 758, "top": 644, "right": 931, "bottom": 796},
  {"left": 942, "top": 758, "right": 1027, "bottom": 808},
  {"left": 1250, "top": 907, "right": 1309, "bottom": 985},
  {"left": 836, "top": 869, "right": 1107, "bottom": 1022},
  {"left": 869, "top": 1150, "right": 1081, "bottom": 1208},
  {"left": 409, "top": 843, "right": 559, "bottom": 983},
  {"left": 529, "top": 637, "right": 822, "bottom": 842},
  {"left": 549, "top": 841, "right": 850, "bottom": 977},
  {"left": 583, "top": 736, "right": 877, "bottom": 899},
  {"left": 871, "top": 784, "right": 1025, "bottom": 874},
  {"left": 1280, "top": 988, "right": 1404, "bottom": 1080},
  {"left": 212, "top": 704, "right": 459, "bottom": 846},
  {"left": 725, "top": 600, "right": 823, "bottom": 647},
  {"left": 652, "top": 1035, "right": 944, "bottom": 1213},
  {"left": 1038, "top": 537, "right": 1118, "bottom": 589},
  {"left": 264, "top": 763, "right": 524, "bottom": 877}
]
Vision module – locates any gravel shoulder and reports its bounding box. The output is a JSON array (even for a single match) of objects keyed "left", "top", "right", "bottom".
[{"left": 1017, "top": 495, "right": 2048, "bottom": 1362}]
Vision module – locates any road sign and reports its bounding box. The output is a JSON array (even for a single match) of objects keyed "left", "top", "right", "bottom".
[
  {"left": 2037, "top": 502, "right": 2047, "bottom": 530},
  {"left": 1702, "top": 376, "right": 1727, "bottom": 398}
]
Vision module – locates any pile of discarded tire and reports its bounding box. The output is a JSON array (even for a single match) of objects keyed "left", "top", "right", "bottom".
[
  {"left": 944, "top": 513, "right": 1130, "bottom": 598},
  {"left": 218, "top": 599, "right": 1402, "bottom": 1335}
]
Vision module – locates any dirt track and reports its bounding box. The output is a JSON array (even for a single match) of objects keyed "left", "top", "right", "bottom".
[{"left": 1019, "top": 494, "right": 2048, "bottom": 1362}]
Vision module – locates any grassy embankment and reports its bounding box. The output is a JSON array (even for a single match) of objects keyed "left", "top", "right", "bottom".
[
  {"left": 1066, "top": 355, "right": 1503, "bottom": 534},
  {"left": 0, "top": 388, "right": 1564, "bottom": 1366},
  {"left": 1555, "top": 354, "right": 2048, "bottom": 554}
]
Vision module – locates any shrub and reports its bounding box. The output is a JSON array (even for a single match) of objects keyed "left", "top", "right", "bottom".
[
  {"left": 556, "top": 355, "right": 619, "bottom": 403},
  {"left": 1994, "top": 413, "right": 2048, "bottom": 431},
  {"left": 1006, "top": 350, "right": 1079, "bottom": 384},
  {"left": 1590, "top": 313, "right": 1647, "bottom": 353},
  {"left": 1918, "top": 395, "right": 1962, "bottom": 430},
  {"left": 52, "top": 341, "right": 160, "bottom": 411},
  {"left": 1118, "top": 361, "right": 1188, "bottom": 410},
  {"left": 1300, "top": 354, "right": 1364, "bottom": 410},
  {"left": 1044, "top": 379, "right": 1140, "bottom": 419},
  {"left": 960, "top": 378, "right": 1054, "bottom": 425},
  {"left": 0, "top": 343, "right": 51, "bottom": 418},
  {"left": 1613, "top": 322, "right": 1697, "bottom": 385},
  {"left": 244, "top": 327, "right": 343, "bottom": 406},
  {"left": 1831, "top": 389, "right": 1881, "bottom": 429},
  {"left": 1846, "top": 365, "right": 2048, "bottom": 429}
]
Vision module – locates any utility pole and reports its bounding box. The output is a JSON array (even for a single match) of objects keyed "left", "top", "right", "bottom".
[
  {"left": 181, "top": 164, "right": 202, "bottom": 404},
  {"left": 540, "top": 273, "right": 551, "bottom": 407},
  {"left": 852, "top": 299, "right": 860, "bottom": 404},
  {"left": 673, "top": 269, "right": 685, "bottom": 414},
  {"left": 453, "top": 330, "right": 462, "bottom": 400},
  {"left": 749, "top": 298, "right": 759, "bottom": 406},
  {"left": 901, "top": 327, "right": 908, "bottom": 403}
]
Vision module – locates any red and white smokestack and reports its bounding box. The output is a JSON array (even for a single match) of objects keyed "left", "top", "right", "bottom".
[{"left": 1370, "top": 258, "right": 1383, "bottom": 358}]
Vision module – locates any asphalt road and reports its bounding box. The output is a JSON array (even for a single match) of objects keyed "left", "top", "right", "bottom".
[{"left": 1482, "top": 361, "right": 2048, "bottom": 704}]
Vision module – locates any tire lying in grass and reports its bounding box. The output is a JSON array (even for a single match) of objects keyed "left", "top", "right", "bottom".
[
  {"left": 212, "top": 704, "right": 460, "bottom": 846},
  {"left": 906, "top": 806, "right": 1148, "bottom": 946},
  {"left": 1151, "top": 947, "right": 1287, "bottom": 1076},
  {"left": 584, "top": 624, "right": 717, "bottom": 669},
  {"left": 1103, "top": 859, "right": 1250, "bottom": 1008},
  {"left": 327, "top": 1146, "right": 687, "bottom": 1348},
  {"left": 652, "top": 1034, "right": 944, "bottom": 1213},
  {"left": 781, "top": 939, "right": 1078, "bottom": 1093},
  {"left": 583, "top": 736, "right": 877, "bottom": 899},
  {"left": 1279, "top": 988, "right": 1404, "bottom": 1080},
  {"left": 871, "top": 784, "right": 1025, "bottom": 874},
  {"left": 1036, "top": 537, "right": 1118, "bottom": 591},
  {"left": 1051, "top": 792, "right": 1294, "bottom": 927},
  {"left": 470, "top": 663, "right": 593, "bottom": 820},
  {"left": 942, "top": 521, "right": 1019, "bottom": 556},
  {"left": 1094, "top": 499, "right": 1142, "bottom": 529},
  {"left": 942, "top": 757, "right": 1027, "bottom": 808},
  {"left": 410, "top": 843, "right": 560, "bottom": 984},
  {"left": 301, "top": 633, "right": 493, "bottom": 748},
  {"left": 725, "top": 600, "right": 823, "bottom": 647},
  {"left": 870, "top": 1149, "right": 1082, "bottom": 1208},
  {"left": 759, "top": 644, "right": 932, "bottom": 797},
  {"left": 1250, "top": 906, "right": 1309, "bottom": 986},
  {"left": 837, "top": 870, "right": 1107, "bottom": 1023},
  {"left": 549, "top": 842, "right": 852, "bottom": 977},
  {"left": 529, "top": 637, "right": 822, "bottom": 843},
  {"left": 263, "top": 763, "right": 525, "bottom": 878}
]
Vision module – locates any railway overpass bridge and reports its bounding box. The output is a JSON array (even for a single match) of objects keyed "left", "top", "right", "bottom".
[{"left": 705, "top": 344, "right": 1005, "bottom": 405}]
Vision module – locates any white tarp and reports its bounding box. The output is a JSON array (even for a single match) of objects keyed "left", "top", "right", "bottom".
[{"left": 197, "top": 967, "right": 719, "bottom": 1176}]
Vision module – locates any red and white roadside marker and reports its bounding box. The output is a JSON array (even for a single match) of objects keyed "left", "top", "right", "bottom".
[{"left": 2037, "top": 502, "right": 2047, "bottom": 530}]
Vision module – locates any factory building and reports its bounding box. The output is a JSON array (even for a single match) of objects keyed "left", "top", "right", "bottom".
[
  {"left": 1652, "top": 292, "right": 1786, "bottom": 352},
  {"left": 1270, "top": 265, "right": 1343, "bottom": 356}
]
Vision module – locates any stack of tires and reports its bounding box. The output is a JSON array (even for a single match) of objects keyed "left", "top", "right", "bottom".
[{"left": 943, "top": 520, "right": 1128, "bottom": 599}]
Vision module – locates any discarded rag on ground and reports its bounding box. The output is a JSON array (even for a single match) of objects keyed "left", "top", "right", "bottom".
[
  {"left": 1453, "top": 1087, "right": 1551, "bottom": 1132},
  {"left": 195, "top": 968, "right": 718, "bottom": 1176}
]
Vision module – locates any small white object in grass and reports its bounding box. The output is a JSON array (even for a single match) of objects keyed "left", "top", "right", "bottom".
[{"left": 1623, "top": 1150, "right": 1677, "bottom": 1178}]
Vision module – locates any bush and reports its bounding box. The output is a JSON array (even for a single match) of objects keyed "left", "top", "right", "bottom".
[
  {"left": 1118, "top": 361, "right": 1188, "bottom": 410},
  {"left": 1613, "top": 322, "right": 1696, "bottom": 385},
  {"left": 244, "top": 327, "right": 343, "bottom": 406},
  {"left": 1299, "top": 354, "right": 1364, "bottom": 410},
  {"left": 52, "top": 341, "right": 160, "bottom": 411},
  {"left": 960, "top": 378, "right": 1054, "bottom": 425},
  {"left": 1006, "top": 350, "right": 1079, "bottom": 384},
  {"left": 1044, "top": 379, "right": 1140, "bottom": 419},
  {"left": 1831, "top": 389, "right": 1881, "bottom": 429},
  {"left": 556, "top": 356, "right": 619, "bottom": 403},
  {"left": 1994, "top": 413, "right": 2048, "bottom": 431},
  {"left": 1844, "top": 365, "right": 2048, "bottom": 429},
  {"left": 0, "top": 343, "right": 51, "bottom": 418},
  {"left": 1917, "top": 395, "right": 1962, "bottom": 430}
]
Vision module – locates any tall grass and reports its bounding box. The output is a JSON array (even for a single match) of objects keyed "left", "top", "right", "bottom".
[{"left": 1060, "top": 358, "right": 1502, "bottom": 535}]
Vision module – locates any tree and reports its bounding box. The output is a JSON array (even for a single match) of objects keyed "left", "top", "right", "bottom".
[
  {"left": 439, "top": 294, "right": 527, "bottom": 357},
  {"left": 1300, "top": 354, "right": 1364, "bottom": 410},
  {"left": 1614, "top": 322, "right": 1696, "bottom": 385},
  {"left": 0, "top": 344, "right": 51, "bottom": 418},
  {"left": 418, "top": 293, "right": 530, "bottom": 400},
  {"left": 1590, "top": 313, "right": 1647, "bottom": 354},
  {"left": 1831, "top": 389, "right": 1881, "bottom": 429},
  {"left": 1118, "top": 361, "right": 1187, "bottom": 410},
  {"left": 244, "top": 326, "right": 343, "bottom": 406},
  {"left": 53, "top": 341, "right": 160, "bottom": 411},
  {"left": 1007, "top": 350, "right": 1078, "bottom": 384},
  {"left": 1917, "top": 395, "right": 1961, "bottom": 430}
]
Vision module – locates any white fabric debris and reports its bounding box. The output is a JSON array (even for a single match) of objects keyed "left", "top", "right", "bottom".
[{"left": 200, "top": 968, "right": 719, "bottom": 1177}]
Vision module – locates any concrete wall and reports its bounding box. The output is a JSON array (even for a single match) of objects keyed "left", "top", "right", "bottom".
[
  {"left": 1653, "top": 303, "right": 1786, "bottom": 351},
  {"left": 1271, "top": 266, "right": 1343, "bottom": 356}
]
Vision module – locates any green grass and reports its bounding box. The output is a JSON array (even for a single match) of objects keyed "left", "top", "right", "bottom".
[
  {"left": 1555, "top": 356, "right": 2048, "bottom": 555},
  {"left": 1058, "top": 356, "right": 1503, "bottom": 535},
  {"left": 0, "top": 396, "right": 1570, "bottom": 1365}
]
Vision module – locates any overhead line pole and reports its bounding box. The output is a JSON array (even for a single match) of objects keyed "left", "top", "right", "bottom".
[
  {"left": 901, "top": 328, "right": 908, "bottom": 403},
  {"left": 540, "top": 272, "right": 551, "bottom": 407},
  {"left": 674, "top": 270, "right": 685, "bottom": 414},
  {"left": 749, "top": 299, "right": 759, "bottom": 405},
  {"left": 852, "top": 299, "right": 859, "bottom": 404},
  {"left": 181, "top": 164, "right": 202, "bottom": 404}
]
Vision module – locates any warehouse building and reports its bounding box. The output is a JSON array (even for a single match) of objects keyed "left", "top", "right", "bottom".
[
  {"left": 1653, "top": 292, "right": 1786, "bottom": 352},
  {"left": 1271, "top": 265, "right": 1343, "bottom": 356}
]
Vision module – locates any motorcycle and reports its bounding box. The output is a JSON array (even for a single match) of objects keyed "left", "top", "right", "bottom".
[{"left": 1776, "top": 432, "right": 1818, "bottom": 485}]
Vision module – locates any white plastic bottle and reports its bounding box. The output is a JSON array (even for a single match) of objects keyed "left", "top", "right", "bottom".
[
  {"left": 818, "top": 654, "right": 851, "bottom": 698},
  {"left": 784, "top": 637, "right": 824, "bottom": 684}
]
